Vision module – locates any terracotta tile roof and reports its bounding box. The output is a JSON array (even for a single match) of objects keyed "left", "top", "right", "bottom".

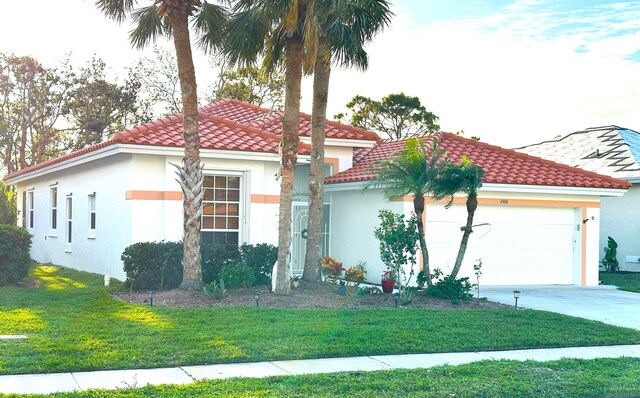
[
  {"left": 516, "top": 126, "right": 640, "bottom": 179},
  {"left": 200, "top": 99, "right": 380, "bottom": 141},
  {"left": 5, "top": 110, "right": 310, "bottom": 181},
  {"left": 325, "top": 133, "right": 631, "bottom": 190}
]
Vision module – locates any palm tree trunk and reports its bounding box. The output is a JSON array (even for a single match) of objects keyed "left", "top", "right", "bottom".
[
  {"left": 449, "top": 194, "right": 478, "bottom": 279},
  {"left": 172, "top": 11, "right": 204, "bottom": 291},
  {"left": 413, "top": 195, "right": 432, "bottom": 287},
  {"left": 303, "top": 40, "right": 331, "bottom": 282},
  {"left": 274, "top": 35, "right": 303, "bottom": 295}
]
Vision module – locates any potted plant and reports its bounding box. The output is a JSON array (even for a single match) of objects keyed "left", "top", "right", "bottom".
[
  {"left": 337, "top": 280, "right": 347, "bottom": 295},
  {"left": 381, "top": 269, "right": 395, "bottom": 293},
  {"left": 345, "top": 262, "right": 366, "bottom": 286},
  {"left": 321, "top": 256, "right": 344, "bottom": 282}
]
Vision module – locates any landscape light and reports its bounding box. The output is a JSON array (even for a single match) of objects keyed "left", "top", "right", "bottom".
[
  {"left": 148, "top": 291, "right": 156, "bottom": 307},
  {"left": 513, "top": 290, "right": 521, "bottom": 309},
  {"left": 254, "top": 293, "right": 260, "bottom": 308}
]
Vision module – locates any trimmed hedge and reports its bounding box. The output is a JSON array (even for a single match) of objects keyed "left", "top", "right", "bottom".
[
  {"left": 0, "top": 225, "right": 32, "bottom": 285},
  {"left": 121, "top": 241, "right": 276, "bottom": 290}
]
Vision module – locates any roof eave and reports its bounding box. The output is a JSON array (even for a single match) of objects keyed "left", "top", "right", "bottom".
[{"left": 480, "top": 183, "right": 628, "bottom": 197}]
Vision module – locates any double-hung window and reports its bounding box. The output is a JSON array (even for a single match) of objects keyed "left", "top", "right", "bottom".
[
  {"left": 88, "top": 193, "right": 96, "bottom": 234},
  {"left": 50, "top": 186, "right": 58, "bottom": 231},
  {"left": 66, "top": 195, "right": 73, "bottom": 244},
  {"left": 27, "top": 190, "right": 34, "bottom": 229},
  {"left": 201, "top": 175, "right": 241, "bottom": 245}
]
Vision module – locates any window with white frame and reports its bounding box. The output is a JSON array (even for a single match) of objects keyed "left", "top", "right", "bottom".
[
  {"left": 21, "top": 191, "right": 26, "bottom": 228},
  {"left": 27, "top": 190, "right": 34, "bottom": 229},
  {"left": 201, "top": 175, "right": 241, "bottom": 245},
  {"left": 88, "top": 193, "right": 96, "bottom": 232},
  {"left": 66, "top": 195, "right": 73, "bottom": 244},
  {"left": 50, "top": 186, "right": 58, "bottom": 230}
]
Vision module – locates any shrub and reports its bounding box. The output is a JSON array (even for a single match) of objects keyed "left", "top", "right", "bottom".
[
  {"left": 357, "top": 286, "right": 383, "bottom": 296},
  {"left": 220, "top": 263, "right": 256, "bottom": 288},
  {"left": 0, "top": 182, "right": 17, "bottom": 226},
  {"left": 121, "top": 241, "right": 183, "bottom": 290},
  {"left": 426, "top": 269, "right": 473, "bottom": 303},
  {"left": 345, "top": 261, "right": 366, "bottom": 284},
  {"left": 601, "top": 236, "right": 619, "bottom": 273},
  {"left": 201, "top": 244, "right": 241, "bottom": 284},
  {"left": 0, "top": 225, "right": 32, "bottom": 285},
  {"left": 240, "top": 243, "right": 277, "bottom": 285},
  {"left": 321, "top": 256, "right": 343, "bottom": 277},
  {"left": 203, "top": 279, "right": 225, "bottom": 299}
]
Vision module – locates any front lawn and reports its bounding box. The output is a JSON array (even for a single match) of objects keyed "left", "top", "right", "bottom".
[
  {"left": 599, "top": 271, "right": 640, "bottom": 293},
  {"left": 1, "top": 265, "right": 639, "bottom": 375},
  {"left": 20, "top": 358, "right": 640, "bottom": 398}
]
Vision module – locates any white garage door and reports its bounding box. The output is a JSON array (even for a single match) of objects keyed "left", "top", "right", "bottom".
[{"left": 425, "top": 204, "right": 578, "bottom": 285}]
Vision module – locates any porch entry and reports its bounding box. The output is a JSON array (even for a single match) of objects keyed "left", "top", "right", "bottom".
[{"left": 292, "top": 203, "right": 331, "bottom": 275}]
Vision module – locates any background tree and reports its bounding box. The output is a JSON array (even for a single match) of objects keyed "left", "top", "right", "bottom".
[
  {"left": 63, "top": 57, "right": 151, "bottom": 150},
  {"left": 0, "top": 181, "right": 17, "bottom": 225},
  {"left": 432, "top": 155, "right": 484, "bottom": 280},
  {"left": 0, "top": 54, "right": 70, "bottom": 172},
  {"left": 366, "top": 137, "right": 447, "bottom": 287},
  {"left": 96, "top": 0, "right": 227, "bottom": 290},
  {"left": 209, "top": 62, "right": 285, "bottom": 109},
  {"left": 335, "top": 92, "right": 440, "bottom": 140},
  {"left": 130, "top": 47, "right": 183, "bottom": 117},
  {"left": 303, "top": 0, "right": 392, "bottom": 282}
]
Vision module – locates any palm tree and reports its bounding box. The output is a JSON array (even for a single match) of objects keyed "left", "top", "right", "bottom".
[
  {"left": 303, "top": 0, "right": 392, "bottom": 282},
  {"left": 366, "top": 137, "right": 447, "bottom": 287},
  {"left": 223, "top": 0, "right": 318, "bottom": 294},
  {"left": 432, "top": 156, "right": 485, "bottom": 280},
  {"left": 96, "top": 0, "right": 227, "bottom": 290}
]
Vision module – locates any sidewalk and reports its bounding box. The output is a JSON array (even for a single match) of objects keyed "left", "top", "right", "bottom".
[{"left": 2, "top": 345, "right": 640, "bottom": 395}]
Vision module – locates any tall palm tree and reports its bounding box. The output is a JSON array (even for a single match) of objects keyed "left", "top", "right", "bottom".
[
  {"left": 223, "top": 0, "right": 318, "bottom": 295},
  {"left": 303, "top": 0, "right": 392, "bottom": 282},
  {"left": 366, "top": 137, "right": 446, "bottom": 287},
  {"left": 432, "top": 156, "right": 484, "bottom": 280},
  {"left": 96, "top": 0, "right": 227, "bottom": 290}
]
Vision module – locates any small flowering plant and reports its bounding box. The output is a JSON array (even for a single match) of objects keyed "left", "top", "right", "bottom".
[
  {"left": 321, "top": 256, "right": 344, "bottom": 277},
  {"left": 345, "top": 262, "right": 366, "bottom": 285},
  {"left": 381, "top": 269, "right": 395, "bottom": 282}
]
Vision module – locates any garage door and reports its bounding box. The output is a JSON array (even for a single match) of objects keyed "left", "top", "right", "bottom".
[{"left": 425, "top": 204, "right": 578, "bottom": 285}]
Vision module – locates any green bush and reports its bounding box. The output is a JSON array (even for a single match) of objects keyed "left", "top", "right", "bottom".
[
  {"left": 201, "top": 244, "right": 241, "bottom": 284},
  {"left": 426, "top": 269, "right": 473, "bottom": 303},
  {"left": 121, "top": 241, "right": 183, "bottom": 290},
  {"left": 0, "top": 182, "right": 17, "bottom": 226},
  {"left": 240, "top": 243, "right": 277, "bottom": 285},
  {"left": 0, "top": 225, "right": 32, "bottom": 285},
  {"left": 220, "top": 264, "right": 256, "bottom": 288},
  {"left": 601, "top": 236, "right": 619, "bottom": 273}
]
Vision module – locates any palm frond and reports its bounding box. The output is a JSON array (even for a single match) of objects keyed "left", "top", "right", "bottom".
[
  {"left": 194, "top": 1, "right": 229, "bottom": 53},
  {"left": 95, "top": 0, "right": 135, "bottom": 23},
  {"left": 129, "top": 4, "right": 165, "bottom": 49},
  {"left": 222, "top": 8, "right": 271, "bottom": 66}
]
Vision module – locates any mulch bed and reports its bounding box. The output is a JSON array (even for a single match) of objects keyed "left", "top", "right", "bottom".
[{"left": 113, "top": 281, "right": 510, "bottom": 310}]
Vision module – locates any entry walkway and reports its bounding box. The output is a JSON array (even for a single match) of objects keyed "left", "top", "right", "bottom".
[
  {"left": 481, "top": 285, "right": 640, "bottom": 330},
  {"left": 2, "top": 345, "right": 640, "bottom": 395}
]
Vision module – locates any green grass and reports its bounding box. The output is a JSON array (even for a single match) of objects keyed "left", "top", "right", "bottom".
[
  {"left": 10, "top": 358, "right": 640, "bottom": 398},
  {"left": 0, "top": 264, "right": 639, "bottom": 376},
  {"left": 600, "top": 271, "right": 640, "bottom": 293}
]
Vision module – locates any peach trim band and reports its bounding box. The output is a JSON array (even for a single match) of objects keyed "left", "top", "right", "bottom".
[
  {"left": 250, "top": 194, "right": 280, "bottom": 204},
  {"left": 125, "top": 190, "right": 182, "bottom": 200},
  {"left": 325, "top": 157, "right": 340, "bottom": 175},
  {"left": 581, "top": 207, "right": 587, "bottom": 286}
]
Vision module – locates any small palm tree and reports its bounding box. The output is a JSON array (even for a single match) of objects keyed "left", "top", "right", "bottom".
[
  {"left": 96, "top": 0, "right": 227, "bottom": 290},
  {"left": 432, "top": 156, "right": 485, "bottom": 280},
  {"left": 303, "top": 0, "right": 393, "bottom": 282},
  {"left": 366, "top": 137, "right": 447, "bottom": 287}
]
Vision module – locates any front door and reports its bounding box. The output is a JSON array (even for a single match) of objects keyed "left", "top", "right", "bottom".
[{"left": 291, "top": 203, "right": 330, "bottom": 276}]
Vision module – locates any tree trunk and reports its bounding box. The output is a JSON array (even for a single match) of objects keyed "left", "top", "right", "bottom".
[
  {"left": 172, "top": 11, "right": 204, "bottom": 291},
  {"left": 449, "top": 193, "right": 478, "bottom": 279},
  {"left": 413, "top": 195, "right": 432, "bottom": 287},
  {"left": 273, "top": 36, "right": 303, "bottom": 295},
  {"left": 303, "top": 40, "right": 330, "bottom": 282}
]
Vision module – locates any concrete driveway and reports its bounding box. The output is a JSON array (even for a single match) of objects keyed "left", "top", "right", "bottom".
[{"left": 481, "top": 285, "right": 640, "bottom": 330}]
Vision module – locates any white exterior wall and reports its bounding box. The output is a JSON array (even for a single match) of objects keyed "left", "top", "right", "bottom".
[
  {"left": 601, "top": 185, "right": 640, "bottom": 272},
  {"left": 325, "top": 146, "right": 354, "bottom": 172},
  {"left": 15, "top": 154, "right": 133, "bottom": 279}
]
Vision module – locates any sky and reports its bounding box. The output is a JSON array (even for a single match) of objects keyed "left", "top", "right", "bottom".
[{"left": 1, "top": 0, "right": 639, "bottom": 148}]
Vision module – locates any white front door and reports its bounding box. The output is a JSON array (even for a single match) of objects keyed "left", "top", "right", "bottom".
[{"left": 291, "top": 203, "right": 331, "bottom": 276}]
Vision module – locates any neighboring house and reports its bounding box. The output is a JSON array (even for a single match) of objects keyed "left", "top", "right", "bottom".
[
  {"left": 3, "top": 103, "right": 630, "bottom": 286},
  {"left": 325, "top": 133, "right": 629, "bottom": 286},
  {"left": 3, "top": 99, "right": 378, "bottom": 280},
  {"left": 517, "top": 126, "right": 640, "bottom": 272}
]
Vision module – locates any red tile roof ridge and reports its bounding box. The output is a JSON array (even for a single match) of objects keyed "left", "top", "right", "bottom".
[
  {"left": 442, "top": 133, "right": 631, "bottom": 189},
  {"left": 3, "top": 140, "right": 117, "bottom": 181},
  {"left": 323, "top": 119, "right": 381, "bottom": 141}
]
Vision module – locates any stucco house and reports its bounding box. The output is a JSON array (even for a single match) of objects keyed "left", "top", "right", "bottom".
[
  {"left": 517, "top": 126, "right": 640, "bottom": 272},
  {"left": 3, "top": 102, "right": 630, "bottom": 286}
]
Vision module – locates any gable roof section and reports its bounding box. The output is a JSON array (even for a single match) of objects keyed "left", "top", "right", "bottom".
[
  {"left": 325, "top": 133, "right": 630, "bottom": 190},
  {"left": 200, "top": 99, "right": 380, "bottom": 141},
  {"left": 516, "top": 126, "right": 640, "bottom": 180},
  {"left": 6, "top": 110, "right": 311, "bottom": 181}
]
